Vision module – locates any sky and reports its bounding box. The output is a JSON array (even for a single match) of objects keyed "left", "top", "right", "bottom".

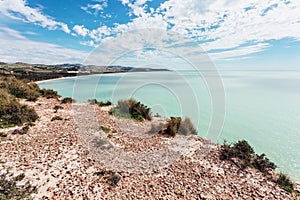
[{"left": 0, "top": 0, "right": 300, "bottom": 69}]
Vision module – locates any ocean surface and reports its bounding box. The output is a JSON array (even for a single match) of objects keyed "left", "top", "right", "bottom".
[{"left": 39, "top": 70, "right": 300, "bottom": 182}]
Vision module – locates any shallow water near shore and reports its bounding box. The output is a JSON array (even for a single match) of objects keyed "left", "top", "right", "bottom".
[{"left": 39, "top": 70, "right": 300, "bottom": 183}]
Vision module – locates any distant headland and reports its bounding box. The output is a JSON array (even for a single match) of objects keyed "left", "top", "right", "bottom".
[{"left": 0, "top": 61, "right": 170, "bottom": 82}]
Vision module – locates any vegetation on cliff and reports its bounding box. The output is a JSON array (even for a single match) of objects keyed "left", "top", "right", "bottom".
[
  {"left": 0, "top": 172, "right": 37, "bottom": 199},
  {"left": 88, "top": 99, "right": 112, "bottom": 107},
  {"left": 220, "top": 140, "right": 276, "bottom": 172},
  {"left": 150, "top": 116, "right": 198, "bottom": 136},
  {"left": 0, "top": 89, "right": 38, "bottom": 128},
  {"left": 0, "top": 76, "right": 71, "bottom": 128},
  {"left": 109, "top": 98, "right": 151, "bottom": 121},
  {"left": 0, "top": 76, "right": 40, "bottom": 101},
  {"left": 220, "top": 140, "right": 297, "bottom": 194}
]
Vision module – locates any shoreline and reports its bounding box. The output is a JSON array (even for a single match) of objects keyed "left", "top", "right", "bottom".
[
  {"left": 35, "top": 76, "right": 76, "bottom": 84},
  {"left": 35, "top": 70, "right": 172, "bottom": 84}
]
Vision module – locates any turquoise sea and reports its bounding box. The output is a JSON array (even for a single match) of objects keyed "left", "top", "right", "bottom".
[{"left": 39, "top": 70, "right": 300, "bottom": 182}]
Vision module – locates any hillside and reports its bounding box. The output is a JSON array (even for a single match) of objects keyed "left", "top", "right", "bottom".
[
  {"left": 0, "top": 62, "right": 169, "bottom": 82},
  {"left": 0, "top": 96, "right": 299, "bottom": 199}
]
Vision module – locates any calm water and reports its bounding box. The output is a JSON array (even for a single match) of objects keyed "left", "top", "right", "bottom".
[{"left": 39, "top": 70, "right": 300, "bottom": 182}]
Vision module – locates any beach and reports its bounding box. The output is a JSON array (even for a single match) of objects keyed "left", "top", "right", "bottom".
[{"left": 35, "top": 76, "right": 76, "bottom": 84}]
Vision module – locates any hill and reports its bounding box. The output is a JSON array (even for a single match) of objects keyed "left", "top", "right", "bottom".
[
  {"left": 0, "top": 62, "right": 170, "bottom": 82},
  {"left": 0, "top": 96, "right": 299, "bottom": 199}
]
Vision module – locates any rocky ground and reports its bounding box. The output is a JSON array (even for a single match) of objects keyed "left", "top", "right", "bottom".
[{"left": 0, "top": 97, "right": 299, "bottom": 199}]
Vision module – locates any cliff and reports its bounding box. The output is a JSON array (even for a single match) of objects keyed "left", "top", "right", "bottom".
[{"left": 0, "top": 97, "right": 299, "bottom": 199}]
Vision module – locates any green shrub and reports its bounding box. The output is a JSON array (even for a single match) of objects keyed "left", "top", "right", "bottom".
[
  {"left": 233, "top": 140, "right": 254, "bottom": 160},
  {"left": 94, "top": 170, "right": 107, "bottom": 178},
  {"left": 25, "top": 82, "right": 41, "bottom": 101},
  {"left": 0, "top": 89, "right": 39, "bottom": 128},
  {"left": 252, "top": 153, "right": 276, "bottom": 174},
  {"left": 14, "top": 173, "right": 25, "bottom": 182},
  {"left": 94, "top": 170, "right": 121, "bottom": 186},
  {"left": 61, "top": 97, "right": 75, "bottom": 104},
  {"left": 0, "top": 76, "right": 40, "bottom": 101},
  {"left": 220, "top": 140, "right": 276, "bottom": 172},
  {"left": 219, "top": 141, "right": 232, "bottom": 160},
  {"left": 107, "top": 173, "right": 121, "bottom": 186},
  {"left": 97, "top": 100, "right": 112, "bottom": 107},
  {"left": 87, "top": 99, "right": 98, "bottom": 105},
  {"left": 88, "top": 99, "right": 112, "bottom": 107},
  {"left": 0, "top": 172, "right": 37, "bottom": 199},
  {"left": 159, "top": 117, "right": 181, "bottom": 137},
  {"left": 12, "top": 125, "right": 30, "bottom": 135},
  {"left": 109, "top": 98, "right": 151, "bottom": 121},
  {"left": 0, "top": 132, "right": 7, "bottom": 137},
  {"left": 51, "top": 115, "right": 63, "bottom": 121},
  {"left": 220, "top": 140, "right": 254, "bottom": 169},
  {"left": 53, "top": 105, "right": 63, "bottom": 113},
  {"left": 178, "top": 117, "right": 198, "bottom": 135},
  {"left": 39, "top": 88, "right": 60, "bottom": 99},
  {"left": 277, "top": 173, "right": 294, "bottom": 193},
  {"left": 100, "top": 126, "right": 111, "bottom": 133}
]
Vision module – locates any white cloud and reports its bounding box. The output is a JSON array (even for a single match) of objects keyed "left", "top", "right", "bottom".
[
  {"left": 0, "top": 27, "right": 87, "bottom": 64},
  {"left": 158, "top": 0, "right": 300, "bottom": 51},
  {"left": 82, "top": 0, "right": 300, "bottom": 61},
  {"left": 81, "top": 0, "right": 108, "bottom": 15},
  {"left": 73, "top": 25, "right": 89, "bottom": 37},
  {"left": 209, "top": 43, "right": 272, "bottom": 60},
  {"left": 121, "top": 0, "right": 150, "bottom": 17},
  {"left": 0, "top": 0, "right": 71, "bottom": 33},
  {"left": 80, "top": 40, "right": 95, "bottom": 47}
]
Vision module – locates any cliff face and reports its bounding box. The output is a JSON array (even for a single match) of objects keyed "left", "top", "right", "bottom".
[{"left": 0, "top": 98, "right": 299, "bottom": 199}]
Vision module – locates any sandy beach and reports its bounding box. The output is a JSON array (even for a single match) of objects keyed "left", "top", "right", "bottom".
[
  {"left": 0, "top": 97, "right": 299, "bottom": 199},
  {"left": 35, "top": 76, "right": 77, "bottom": 84}
]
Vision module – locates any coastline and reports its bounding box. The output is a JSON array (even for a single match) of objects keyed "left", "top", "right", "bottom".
[
  {"left": 35, "top": 70, "right": 172, "bottom": 84},
  {"left": 35, "top": 76, "right": 76, "bottom": 84}
]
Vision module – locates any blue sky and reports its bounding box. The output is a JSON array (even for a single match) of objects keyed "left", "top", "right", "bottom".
[{"left": 0, "top": 0, "right": 300, "bottom": 69}]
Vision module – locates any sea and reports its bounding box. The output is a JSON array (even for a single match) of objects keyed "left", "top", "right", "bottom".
[{"left": 38, "top": 70, "right": 300, "bottom": 183}]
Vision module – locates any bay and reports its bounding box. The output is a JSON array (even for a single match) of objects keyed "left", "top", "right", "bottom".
[{"left": 38, "top": 70, "right": 300, "bottom": 182}]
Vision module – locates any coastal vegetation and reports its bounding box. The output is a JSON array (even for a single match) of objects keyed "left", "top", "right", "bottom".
[
  {"left": 178, "top": 117, "right": 198, "bottom": 136},
  {"left": 159, "top": 117, "right": 181, "bottom": 137},
  {"left": 94, "top": 170, "right": 121, "bottom": 187},
  {"left": 88, "top": 99, "right": 112, "bottom": 107},
  {"left": 0, "top": 76, "right": 40, "bottom": 101},
  {"left": 0, "top": 61, "right": 169, "bottom": 82},
  {"left": 220, "top": 140, "right": 297, "bottom": 194},
  {"left": 109, "top": 98, "right": 151, "bottom": 121},
  {"left": 0, "top": 89, "right": 38, "bottom": 128},
  {"left": 153, "top": 116, "right": 198, "bottom": 136},
  {"left": 12, "top": 125, "right": 30, "bottom": 135},
  {"left": 96, "top": 100, "right": 112, "bottom": 107},
  {"left": 0, "top": 75, "right": 298, "bottom": 197},
  {"left": 53, "top": 105, "right": 63, "bottom": 113},
  {"left": 100, "top": 125, "right": 111, "bottom": 133},
  {"left": 39, "top": 88, "right": 60, "bottom": 99},
  {"left": 220, "top": 140, "right": 276, "bottom": 173},
  {"left": 61, "top": 97, "right": 75, "bottom": 104},
  {"left": 0, "top": 62, "right": 79, "bottom": 82},
  {"left": 51, "top": 115, "right": 63, "bottom": 121},
  {"left": 0, "top": 76, "right": 72, "bottom": 128},
  {"left": 277, "top": 173, "right": 295, "bottom": 193},
  {"left": 0, "top": 172, "right": 37, "bottom": 199}
]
